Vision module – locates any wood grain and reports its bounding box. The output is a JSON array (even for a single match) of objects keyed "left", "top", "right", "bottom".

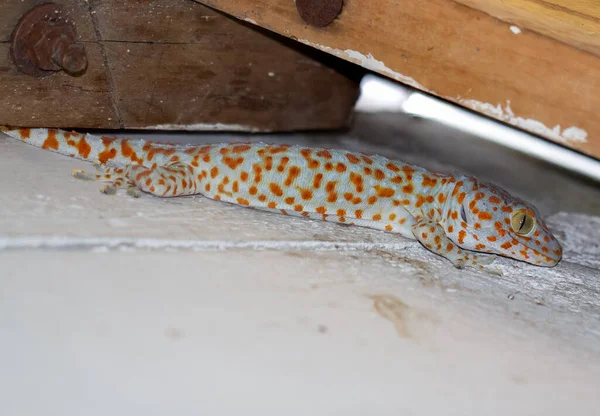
[
  {"left": 0, "top": 0, "right": 359, "bottom": 131},
  {"left": 454, "top": 0, "right": 600, "bottom": 56},
  {"left": 199, "top": 0, "right": 600, "bottom": 159}
]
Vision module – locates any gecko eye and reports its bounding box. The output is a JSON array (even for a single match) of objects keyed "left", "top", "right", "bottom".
[
  {"left": 460, "top": 204, "right": 467, "bottom": 223},
  {"left": 511, "top": 211, "right": 535, "bottom": 235}
]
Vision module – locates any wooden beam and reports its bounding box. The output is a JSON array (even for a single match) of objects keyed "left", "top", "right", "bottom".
[
  {"left": 0, "top": 0, "right": 359, "bottom": 132},
  {"left": 198, "top": 0, "right": 600, "bottom": 159}
]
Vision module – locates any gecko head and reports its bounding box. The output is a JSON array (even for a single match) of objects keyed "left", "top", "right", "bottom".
[{"left": 445, "top": 178, "right": 562, "bottom": 266}]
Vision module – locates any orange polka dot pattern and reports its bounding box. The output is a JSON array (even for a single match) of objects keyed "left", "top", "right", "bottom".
[{"left": 1, "top": 126, "right": 562, "bottom": 267}]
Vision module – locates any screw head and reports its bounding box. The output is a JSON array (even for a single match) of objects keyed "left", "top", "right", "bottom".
[{"left": 296, "top": 0, "right": 343, "bottom": 27}]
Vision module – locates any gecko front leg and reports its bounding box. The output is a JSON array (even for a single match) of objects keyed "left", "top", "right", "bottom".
[{"left": 411, "top": 218, "right": 495, "bottom": 268}]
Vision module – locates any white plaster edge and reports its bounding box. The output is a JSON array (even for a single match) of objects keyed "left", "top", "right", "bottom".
[
  {"left": 510, "top": 25, "right": 521, "bottom": 34},
  {"left": 458, "top": 99, "right": 588, "bottom": 145},
  {"left": 297, "top": 39, "right": 430, "bottom": 92},
  {"left": 140, "top": 123, "right": 267, "bottom": 133},
  {"left": 296, "top": 39, "right": 588, "bottom": 146}
]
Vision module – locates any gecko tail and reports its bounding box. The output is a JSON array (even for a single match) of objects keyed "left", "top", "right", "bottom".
[{"left": 0, "top": 126, "right": 160, "bottom": 167}]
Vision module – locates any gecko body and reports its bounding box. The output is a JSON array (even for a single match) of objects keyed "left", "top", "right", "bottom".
[{"left": 1, "top": 126, "right": 562, "bottom": 267}]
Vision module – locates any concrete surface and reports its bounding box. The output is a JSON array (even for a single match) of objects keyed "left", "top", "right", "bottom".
[{"left": 1, "top": 111, "right": 599, "bottom": 415}]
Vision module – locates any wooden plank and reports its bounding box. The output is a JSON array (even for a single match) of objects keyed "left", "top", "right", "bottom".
[
  {"left": 92, "top": 0, "right": 360, "bottom": 131},
  {"left": 0, "top": 0, "right": 359, "bottom": 131},
  {"left": 198, "top": 0, "right": 600, "bottom": 159}
]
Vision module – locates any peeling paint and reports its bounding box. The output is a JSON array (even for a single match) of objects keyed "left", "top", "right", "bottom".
[
  {"left": 510, "top": 25, "right": 521, "bottom": 34},
  {"left": 298, "top": 39, "right": 430, "bottom": 92},
  {"left": 458, "top": 99, "right": 588, "bottom": 144},
  {"left": 141, "top": 123, "right": 265, "bottom": 132}
]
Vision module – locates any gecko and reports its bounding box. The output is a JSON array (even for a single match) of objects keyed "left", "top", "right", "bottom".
[{"left": 0, "top": 126, "right": 562, "bottom": 268}]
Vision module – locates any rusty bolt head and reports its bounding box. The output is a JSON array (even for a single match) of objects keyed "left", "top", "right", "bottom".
[
  {"left": 10, "top": 3, "right": 88, "bottom": 77},
  {"left": 296, "top": 0, "right": 343, "bottom": 27}
]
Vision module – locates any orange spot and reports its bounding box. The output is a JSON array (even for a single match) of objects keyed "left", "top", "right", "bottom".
[
  {"left": 478, "top": 212, "right": 493, "bottom": 221},
  {"left": 269, "top": 183, "right": 283, "bottom": 197},
  {"left": 372, "top": 214, "right": 382, "bottom": 221},
  {"left": 364, "top": 167, "right": 372, "bottom": 176},
  {"left": 451, "top": 181, "right": 463, "bottom": 197},
  {"left": 19, "top": 128, "right": 31, "bottom": 139},
  {"left": 543, "top": 236, "right": 550, "bottom": 243},
  {"left": 237, "top": 198, "right": 250, "bottom": 205},
  {"left": 386, "top": 163, "right": 400, "bottom": 172},
  {"left": 267, "top": 201, "right": 277, "bottom": 208},
  {"left": 355, "top": 210, "right": 363, "bottom": 219},
  {"left": 205, "top": 183, "right": 211, "bottom": 192},
  {"left": 232, "top": 181, "right": 239, "bottom": 193},
  {"left": 223, "top": 156, "right": 244, "bottom": 170},
  {"left": 446, "top": 243, "right": 454, "bottom": 251},
  {"left": 285, "top": 166, "right": 301, "bottom": 186},
  {"left": 301, "top": 189, "right": 313, "bottom": 200},
  {"left": 385, "top": 225, "right": 393, "bottom": 231},
  {"left": 240, "top": 171, "right": 249, "bottom": 182},
  {"left": 502, "top": 206, "right": 513, "bottom": 213},
  {"left": 457, "top": 193, "right": 466, "bottom": 204},
  {"left": 489, "top": 196, "right": 501, "bottom": 204},
  {"left": 398, "top": 218, "right": 407, "bottom": 224},
  {"left": 98, "top": 147, "right": 117, "bottom": 164},
  {"left": 42, "top": 130, "right": 59, "bottom": 150},
  {"left": 249, "top": 186, "right": 258, "bottom": 195},
  {"left": 346, "top": 153, "right": 360, "bottom": 164},
  {"left": 448, "top": 225, "right": 454, "bottom": 232},
  {"left": 324, "top": 162, "right": 333, "bottom": 171},
  {"left": 277, "top": 157, "right": 290, "bottom": 172},
  {"left": 316, "top": 206, "right": 326, "bottom": 214},
  {"left": 415, "top": 195, "right": 426, "bottom": 208},
  {"left": 402, "top": 183, "right": 414, "bottom": 194},
  {"left": 501, "top": 242, "right": 512, "bottom": 250},
  {"left": 294, "top": 204, "right": 303, "bottom": 211},
  {"left": 391, "top": 176, "right": 403, "bottom": 184},
  {"left": 335, "top": 163, "right": 347, "bottom": 173},
  {"left": 361, "top": 156, "right": 373, "bottom": 165},
  {"left": 325, "top": 181, "right": 337, "bottom": 192},
  {"left": 313, "top": 173, "right": 323, "bottom": 189},
  {"left": 458, "top": 230, "right": 466, "bottom": 244},
  {"left": 389, "top": 213, "right": 397, "bottom": 221},
  {"left": 376, "top": 187, "right": 395, "bottom": 198},
  {"left": 434, "top": 235, "right": 441, "bottom": 245},
  {"left": 542, "top": 246, "right": 548, "bottom": 253},
  {"left": 337, "top": 209, "right": 346, "bottom": 217},
  {"left": 210, "top": 166, "right": 219, "bottom": 178},
  {"left": 308, "top": 159, "right": 320, "bottom": 169},
  {"left": 475, "top": 244, "right": 486, "bottom": 250},
  {"left": 300, "top": 148, "right": 312, "bottom": 159},
  {"left": 232, "top": 144, "right": 251, "bottom": 153},
  {"left": 327, "top": 192, "right": 338, "bottom": 203},
  {"left": 214, "top": 195, "right": 221, "bottom": 201},
  {"left": 374, "top": 169, "right": 385, "bottom": 180},
  {"left": 437, "top": 193, "right": 446, "bottom": 203},
  {"left": 487, "top": 236, "right": 497, "bottom": 242},
  {"left": 422, "top": 176, "right": 438, "bottom": 187},
  {"left": 268, "top": 145, "right": 289, "bottom": 154},
  {"left": 316, "top": 150, "right": 332, "bottom": 159},
  {"left": 352, "top": 197, "right": 362, "bottom": 205},
  {"left": 258, "top": 194, "right": 267, "bottom": 202},
  {"left": 367, "top": 196, "right": 378, "bottom": 205},
  {"left": 285, "top": 196, "right": 295, "bottom": 204},
  {"left": 421, "top": 232, "right": 428, "bottom": 239}
]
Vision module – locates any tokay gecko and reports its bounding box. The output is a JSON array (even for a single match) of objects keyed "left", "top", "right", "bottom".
[{"left": 1, "top": 126, "right": 562, "bottom": 268}]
